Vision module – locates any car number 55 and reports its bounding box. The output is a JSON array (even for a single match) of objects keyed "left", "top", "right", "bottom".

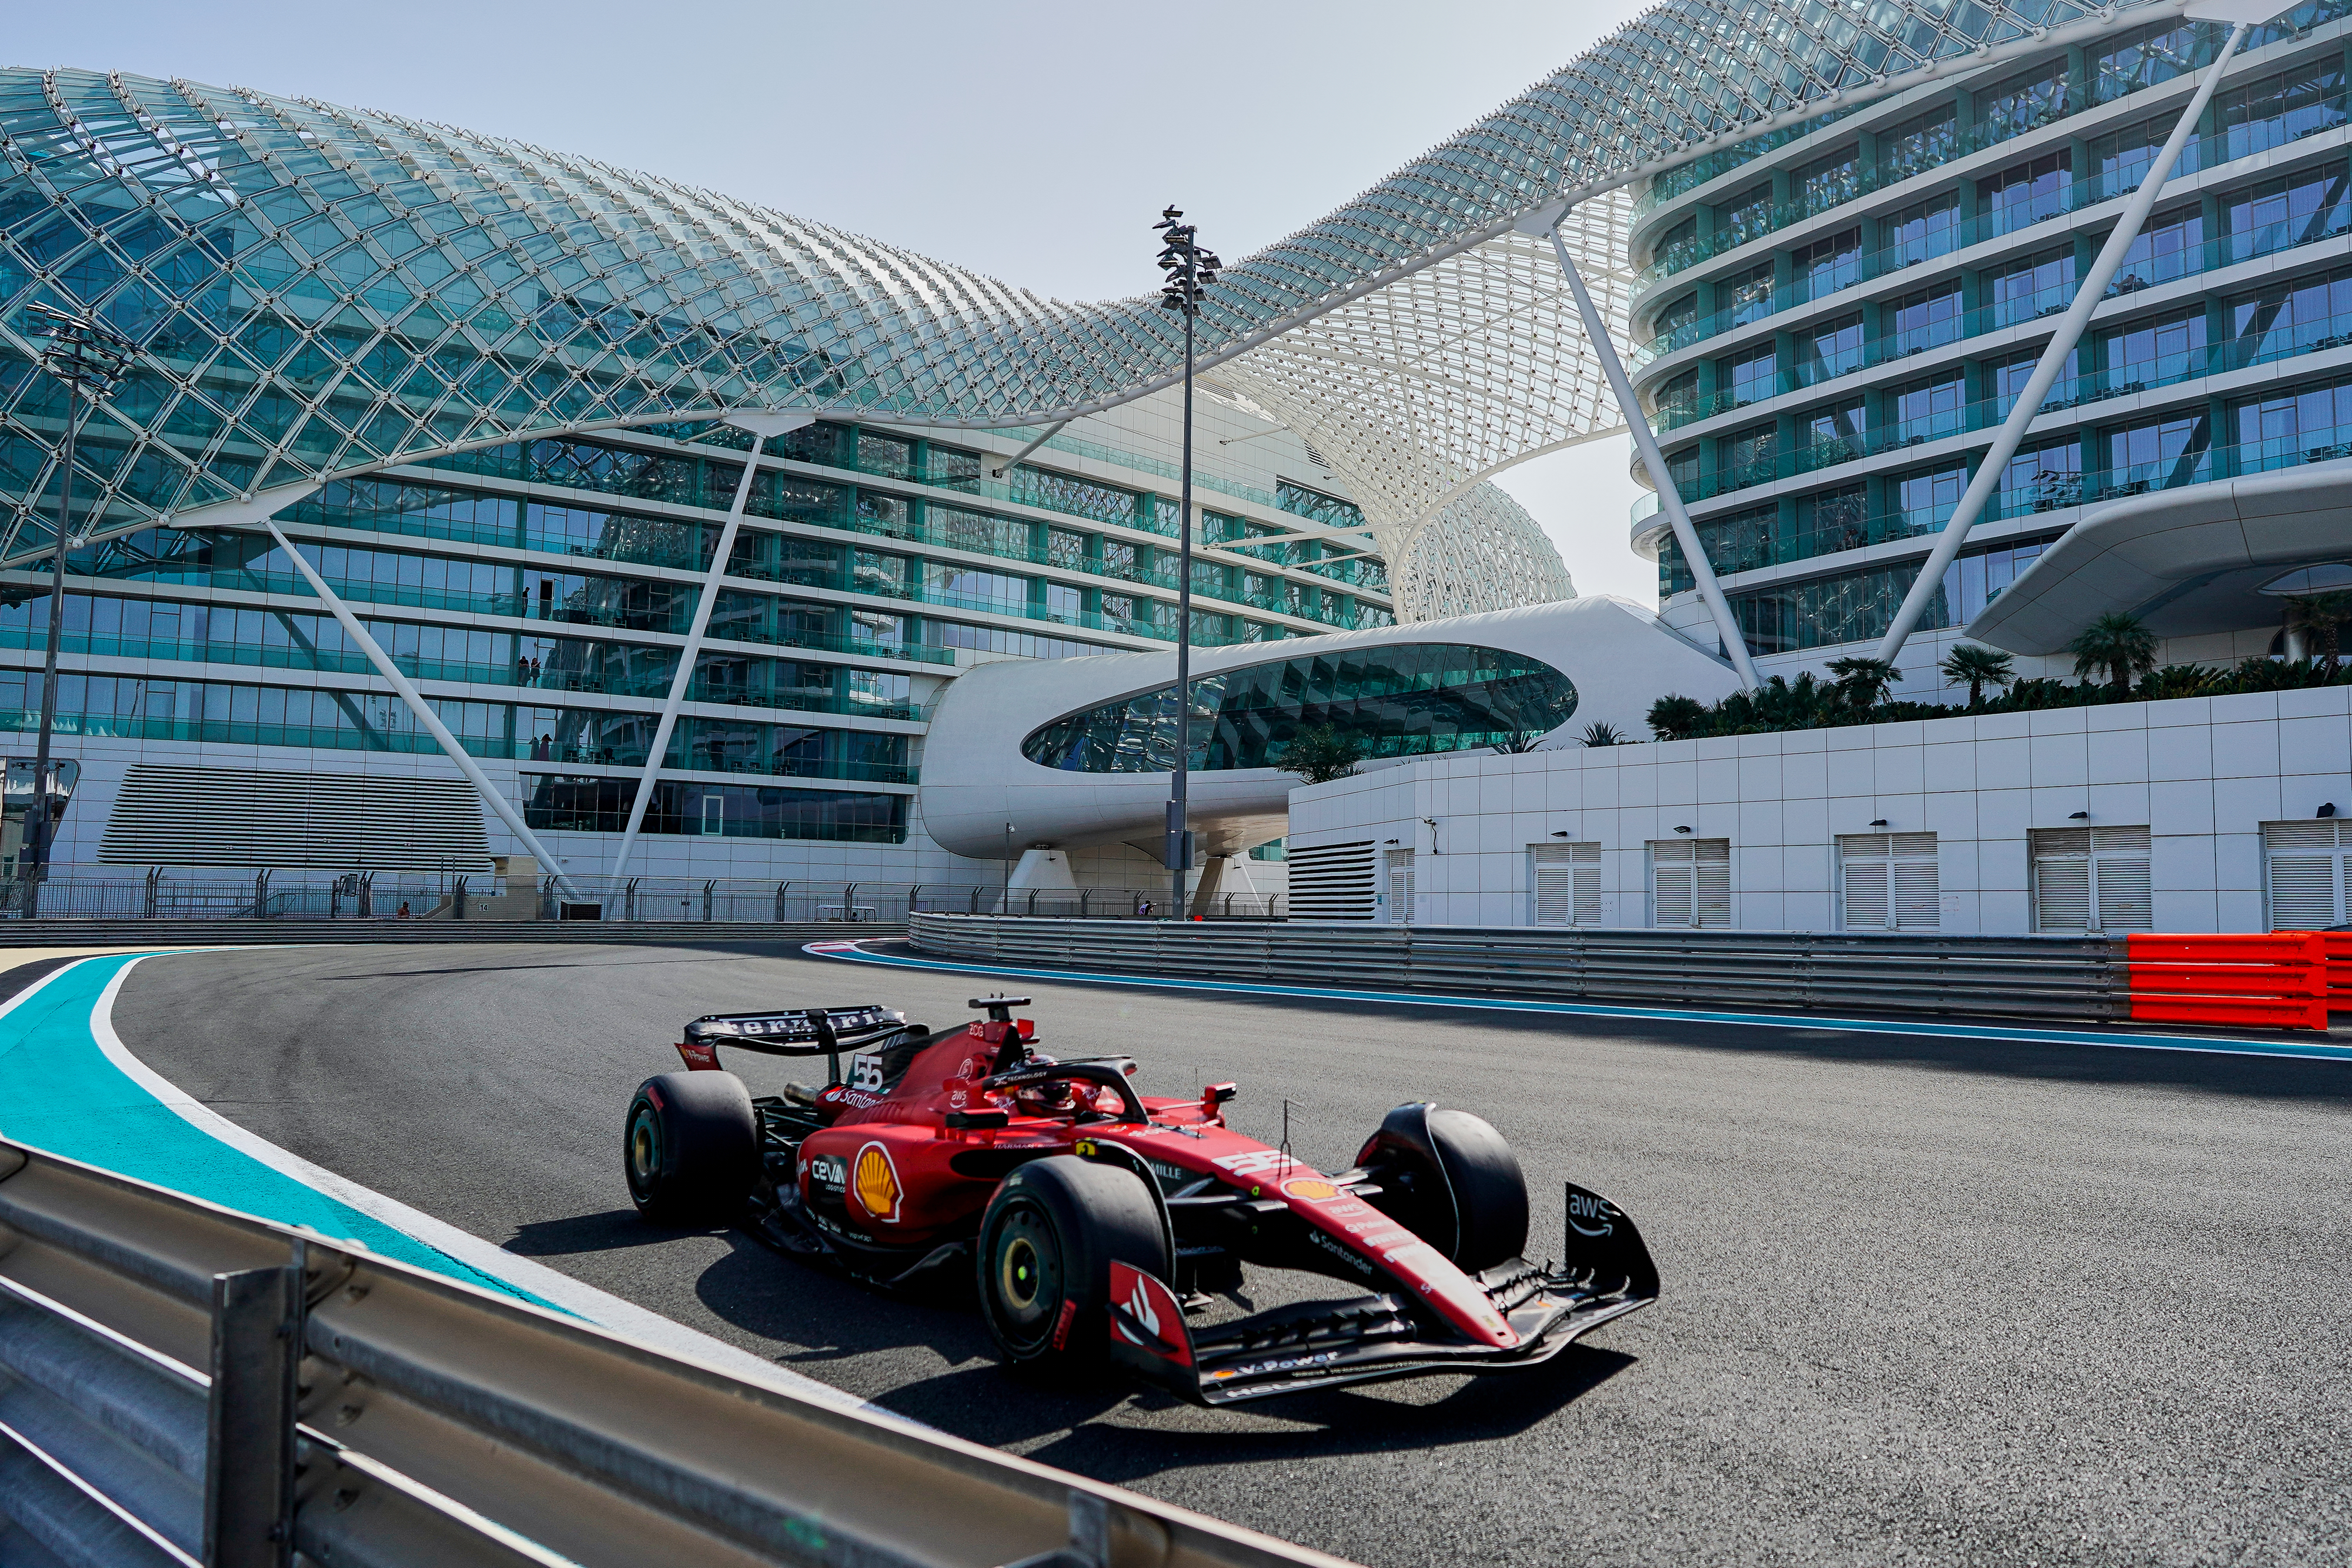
[{"left": 848, "top": 1051, "right": 886, "bottom": 1092}]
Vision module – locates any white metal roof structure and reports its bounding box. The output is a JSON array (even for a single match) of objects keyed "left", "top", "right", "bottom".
[{"left": 0, "top": 0, "right": 2183, "bottom": 609}]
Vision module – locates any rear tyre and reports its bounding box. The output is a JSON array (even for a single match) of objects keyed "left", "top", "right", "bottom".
[
  {"left": 624, "top": 1072, "right": 759, "bottom": 1225},
  {"left": 1356, "top": 1103, "right": 1529, "bottom": 1272},
  {"left": 977, "top": 1156, "right": 1168, "bottom": 1379}
]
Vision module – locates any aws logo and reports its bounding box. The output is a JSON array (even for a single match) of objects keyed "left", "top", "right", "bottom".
[
  {"left": 853, "top": 1142, "right": 903, "bottom": 1223},
  {"left": 1568, "top": 1191, "right": 1616, "bottom": 1238}
]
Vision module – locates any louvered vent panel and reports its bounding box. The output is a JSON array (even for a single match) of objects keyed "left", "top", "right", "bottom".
[
  {"left": 1287, "top": 840, "right": 1377, "bottom": 920},
  {"left": 2263, "top": 820, "right": 2347, "bottom": 928},
  {"left": 99, "top": 765, "right": 491, "bottom": 870}
]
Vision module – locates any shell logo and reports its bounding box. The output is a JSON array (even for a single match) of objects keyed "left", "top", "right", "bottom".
[{"left": 853, "top": 1142, "right": 903, "bottom": 1223}]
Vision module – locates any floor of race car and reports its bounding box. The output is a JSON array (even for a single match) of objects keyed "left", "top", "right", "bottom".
[{"left": 97, "top": 940, "right": 2352, "bottom": 1568}]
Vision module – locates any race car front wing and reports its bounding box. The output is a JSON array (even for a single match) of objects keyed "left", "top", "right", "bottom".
[{"left": 1108, "top": 1182, "right": 1659, "bottom": 1406}]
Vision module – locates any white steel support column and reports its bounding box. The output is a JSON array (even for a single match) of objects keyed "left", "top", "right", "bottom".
[
  {"left": 606, "top": 413, "right": 811, "bottom": 889},
  {"left": 1545, "top": 225, "right": 1762, "bottom": 690},
  {"left": 1876, "top": 15, "right": 2256, "bottom": 667},
  {"left": 258, "top": 516, "right": 589, "bottom": 903}
]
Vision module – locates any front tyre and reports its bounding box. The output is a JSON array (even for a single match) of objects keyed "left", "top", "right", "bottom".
[
  {"left": 1357, "top": 1103, "right": 1529, "bottom": 1272},
  {"left": 624, "top": 1072, "right": 758, "bottom": 1225},
  {"left": 977, "top": 1156, "right": 1167, "bottom": 1379}
]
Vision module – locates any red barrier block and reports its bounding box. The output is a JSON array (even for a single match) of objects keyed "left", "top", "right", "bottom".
[
  {"left": 2129, "top": 962, "right": 2326, "bottom": 997},
  {"left": 2130, "top": 933, "right": 2324, "bottom": 967},
  {"left": 2128, "top": 994, "right": 2330, "bottom": 1029},
  {"left": 2276, "top": 931, "right": 2352, "bottom": 1008}
]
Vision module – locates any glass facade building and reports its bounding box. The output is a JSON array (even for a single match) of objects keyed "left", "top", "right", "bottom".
[{"left": 1628, "top": 2, "right": 2352, "bottom": 686}]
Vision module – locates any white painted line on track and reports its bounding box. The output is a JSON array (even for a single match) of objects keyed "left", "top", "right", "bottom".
[
  {"left": 803, "top": 940, "right": 2352, "bottom": 1064},
  {"left": 68, "top": 951, "right": 903, "bottom": 1422}
]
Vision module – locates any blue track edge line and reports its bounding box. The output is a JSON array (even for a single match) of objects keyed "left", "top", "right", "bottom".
[{"left": 803, "top": 941, "right": 2352, "bottom": 1064}]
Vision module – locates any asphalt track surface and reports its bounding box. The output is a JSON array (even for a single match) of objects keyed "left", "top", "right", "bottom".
[{"left": 103, "top": 940, "right": 2352, "bottom": 1567}]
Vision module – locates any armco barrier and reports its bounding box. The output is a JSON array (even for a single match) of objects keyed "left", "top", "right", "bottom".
[
  {"left": 0, "top": 918, "right": 903, "bottom": 949},
  {"left": 2128, "top": 932, "right": 2330, "bottom": 1030},
  {"left": 0, "top": 1138, "right": 1348, "bottom": 1568},
  {"left": 908, "top": 916, "right": 2132, "bottom": 1023}
]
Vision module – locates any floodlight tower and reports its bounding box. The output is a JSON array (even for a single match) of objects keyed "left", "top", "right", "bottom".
[
  {"left": 25, "top": 303, "right": 132, "bottom": 905},
  {"left": 1153, "top": 206, "right": 1220, "bottom": 920}
]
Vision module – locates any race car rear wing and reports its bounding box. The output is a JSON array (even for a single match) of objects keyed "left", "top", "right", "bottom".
[{"left": 679, "top": 1006, "right": 910, "bottom": 1073}]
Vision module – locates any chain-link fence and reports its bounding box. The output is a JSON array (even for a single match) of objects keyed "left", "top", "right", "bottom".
[{"left": 0, "top": 867, "right": 1284, "bottom": 924}]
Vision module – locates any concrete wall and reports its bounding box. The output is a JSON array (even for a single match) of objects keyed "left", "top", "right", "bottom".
[{"left": 1288, "top": 684, "right": 2352, "bottom": 934}]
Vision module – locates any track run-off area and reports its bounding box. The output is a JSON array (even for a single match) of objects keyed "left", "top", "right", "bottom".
[{"left": 10, "top": 937, "right": 2348, "bottom": 1566}]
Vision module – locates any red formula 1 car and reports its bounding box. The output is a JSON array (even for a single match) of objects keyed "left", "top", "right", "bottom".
[{"left": 623, "top": 997, "right": 1657, "bottom": 1405}]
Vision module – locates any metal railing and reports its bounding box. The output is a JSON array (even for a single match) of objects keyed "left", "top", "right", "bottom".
[
  {"left": 910, "top": 916, "right": 2127, "bottom": 1022},
  {"left": 0, "top": 871, "right": 1284, "bottom": 927},
  {"left": 0, "top": 1136, "right": 1344, "bottom": 1568}
]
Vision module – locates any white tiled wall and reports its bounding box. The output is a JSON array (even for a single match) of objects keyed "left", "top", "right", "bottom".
[{"left": 1288, "top": 686, "right": 2352, "bottom": 933}]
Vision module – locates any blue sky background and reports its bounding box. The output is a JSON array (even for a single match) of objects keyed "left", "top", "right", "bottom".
[{"left": 10, "top": 0, "right": 1659, "bottom": 602}]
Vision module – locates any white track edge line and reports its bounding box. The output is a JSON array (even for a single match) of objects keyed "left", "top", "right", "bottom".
[{"left": 76, "top": 952, "right": 904, "bottom": 1423}]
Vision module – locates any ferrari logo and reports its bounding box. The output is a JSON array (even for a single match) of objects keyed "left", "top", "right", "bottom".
[{"left": 853, "top": 1142, "right": 902, "bottom": 1223}]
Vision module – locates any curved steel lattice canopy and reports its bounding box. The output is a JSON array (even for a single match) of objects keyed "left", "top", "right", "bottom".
[{"left": 0, "top": 0, "right": 2169, "bottom": 589}]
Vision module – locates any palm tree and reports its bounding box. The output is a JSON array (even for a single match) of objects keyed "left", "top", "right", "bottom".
[
  {"left": 1939, "top": 643, "right": 2016, "bottom": 708},
  {"left": 2067, "top": 611, "right": 2159, "bottom": 693},
  {"left": 1825, "top": 656, "right": 1900, "bottom": 710},
  {"left": 1579, "top": 722, "right": 1625, "bottom": 747},
  {"left": 2287, "top": 591, "right": 2352, "bottom": 671},
  {"left": 1277, "top": 724, "right": 1365, "bottom": 784},
  {"left": 1646, "top": 694, "right": 1707, "bottom": 741}
]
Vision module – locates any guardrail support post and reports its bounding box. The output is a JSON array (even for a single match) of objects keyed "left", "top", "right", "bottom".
[
  {"left": 205, "top": 1263, "right": 301, "bottom": 1568},
  {"left": 702, "top": 880, "right": 715, "bottom": 922}
]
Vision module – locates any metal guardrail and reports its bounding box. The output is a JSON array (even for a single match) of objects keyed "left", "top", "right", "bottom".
[
  {"left": 0, "top": 1137, "right": 1349, "bottom": 1568},
  {"left": 0, "top": 872, "right": 1272, "bottom": 926},
  {"left": 0, "top": 919, "right": 907, "bottom": 949},
  {"left": 908, "top": 917, "right": 2129, "bottom": 1023}
]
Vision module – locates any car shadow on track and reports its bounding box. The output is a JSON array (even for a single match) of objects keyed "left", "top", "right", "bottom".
[
  {"left": 658, "top": 1225, "right": 1631, "bottom": 1464},
  {"left": 506, "top": 1208, "right": 704, "bottom": 1255}
]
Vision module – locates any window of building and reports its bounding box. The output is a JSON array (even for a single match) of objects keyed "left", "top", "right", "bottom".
[
  {"left": 1885, "top": 192, "right": 1961, "bottom": 266},
  {"left": 1020, "top": 643, "right": 1579, "bottom": 773},
  {"left": 1386, "top": 847, "right": 1415, "bottom": 925},
  {"left": 856, "top": 431, "right": 916, "bottom": 480},
  {"left": 1665, "top": 444, "right": 1700, "bottom": 492},
  {"left": 1656, "top": 368, "right": 1702, "bottom": 425},
  {"left": 1802, "top": 400, "right": 1867, "bottom": 469},
  {"left": 2112, "top": 206, "right": 2204, "bottom": 295},
  {"left": 1989, "top": 245, "right": 2076, "bottom": 327},
  {"left": 1652, "top": 216, "right": 1699, "bottom": 272},
  {"left": 1981, "top": 151, "right": 2073, "bottom": 234},
  {"left": 2092, "top": 112, "right": 2185, "bottom": 198},
  {"left": 2106, "top": 410, "right": 2213, "bottom": 494},
  {"left": 1795, "top": 484, "right": 1870, "bottom": 557},
  {"left": 1793, "top": 228, "right": 1861, "bottom": 300},
  {"left": 1721, "top": 342, "right": 1778, "bottom": 409},
  {"left": 1893, "top": 370, "right": 1966, "bottom": 442},
  {"left": 1838, "top": 832, "right": 1939, "bottom": 930},
  {"left": 1717, "top": 182, "right": 1775, "bottom": 246},
  {"left": 2094, "top": 18, "right": 2208, "bottom": 103},
  {"left": 2234, "top": 374, "right": 2352, "bottom": 462},
  {"left": 2100, "top": 308, "right": 2207, "bottom": 389},
  {"left": 2224, "top": 168, "right": 2352, "bottom": 261},
  {"left": 1723, "top": 261, "right": 1776, "bottom": 327},
  {"left": 1882, "top": 105, "right": 1958, "bottom": 181},
  {"left": 1531, "top": 842, "right": 1602, "bottom": 926},
  {"left": 1720, "top": 423, "right": 1779, "bottom": 487},
  {"left": 1945, "top": 534, "right": 2056, "bottom": 622},
  {"left": 1797, "top": 148, "right": 1860, "bottom": 214},
  {"left": 1999, "top": 437, "right": 2083, "bottom": 514},
  {"left": 2030, "top": 825, "right": 2153, "bottom": 932},
  {"left": 1897, "top": 462, "right": 1967, "bottom": 533},
  {"left": 1649, "top": 837, "right": 1731, "bottom": 928},
  {"left": 925, "top": 444, "right": 982, "bottom": 492},
  {"left": 2262, "top": 820, "right": 2352, "bottom": 927},
  {"left": 1980, "top": 60, "right": 2072, "bottom": 139},
  {"left": 2216, "top": 59, "right": 2347, "bottom": 162},
  {"left": 1796, "top": 312, "right": 1865, "bottom": 385},
  {"left": 1652, "top": 291, "right": 1700, "bottom": 346},
  {"left": 1889, "top": 279, "right": 1964, "bottom": 355},
  {"left": 2225, "top": 266, "right": 2352, "bottom": 366},
  {"left": 1698, "top": 502, "right": 1782, "bottom": 576}
]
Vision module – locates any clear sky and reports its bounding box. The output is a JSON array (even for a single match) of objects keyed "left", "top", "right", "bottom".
[{"left": 11, "top": 0, "right": 1662, "bottom": 604}]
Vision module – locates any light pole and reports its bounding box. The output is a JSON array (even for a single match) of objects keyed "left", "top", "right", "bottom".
[
  {"left": 25, "top": 303, "right": 132, "bottom": 908},
  {"left": 1153, "top": 206, "right": 1220, "bottom": 920}
]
